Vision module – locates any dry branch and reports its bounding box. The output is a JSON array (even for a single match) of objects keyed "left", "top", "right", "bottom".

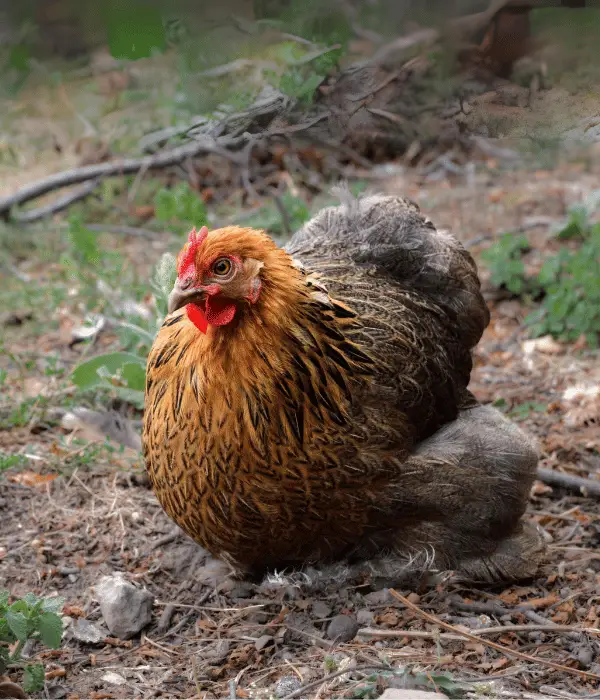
[
  {"left": 358, "top": 623, "right": 599, "bottom": 640},
  {"left": 536, "top": 468, "right": 600, "bottom": 497},
  {"left": 389, "top": 589, "right": 600, "bottom": 682},
  {"left": 10, "top": 180, "right": 101, "bottom": 223},
  {"left": 0, "top": 141, "right": 209, "bottom": 221}
]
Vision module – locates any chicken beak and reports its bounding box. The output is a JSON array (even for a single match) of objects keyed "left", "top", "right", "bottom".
[{"left": 167, "top": 281, "right": 205, "bottom": 314}]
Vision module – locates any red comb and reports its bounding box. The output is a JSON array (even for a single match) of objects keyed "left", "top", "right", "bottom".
[{"left": 177, "top": 226, "right": 208, "bottom": 278}]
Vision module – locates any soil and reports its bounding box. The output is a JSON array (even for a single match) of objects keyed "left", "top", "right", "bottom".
[{"left": 3, "top": 161, "right": 600, "bottom": 699}]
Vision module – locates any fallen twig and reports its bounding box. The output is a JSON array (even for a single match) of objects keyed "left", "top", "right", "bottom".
[
  {"left": 10, "top": 180, "right": 101, "bottom": 223},
  {"left": 537, "top": 467, "right": 600, "bottom": 497},
  {"left": 389, "top": 589, "right": 600, "bottom": 682},
  {"left": 0, "top": 142, "right": 208, "bottom": 220},
  {"left": 358, "top": 623, "right": 598, "bottom": 641}
]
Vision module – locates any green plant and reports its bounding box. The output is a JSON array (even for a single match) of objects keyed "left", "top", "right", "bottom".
[
  {"left": 480, "top": 233, "right": 532, "bottom": 295},
  {"left": 154, "top": 182, "right": 208, "bottom": 233},
  {"left": 240, "top": 191, "right": 312, "bottom": 239},
  {"left": 528, "top": 227, "right": 600, "bottom": 344},
  {"left": 266, "top": 43, "right": 343, "bottom": 105},
  {"left": 508, "top": 401, "right": 548, "bottom": 421},
  {"left": 0, "top": 452, "right": 27, "bottom": 473},
  {"left": 71, "top": 252, "right": 177, "bottom": 407},
  {"left": 350, "top": 668, "right": 465, "bottom": 699},
  {"left": 482, "top": 203, "right": 600, "bottom": 346},
  {"left": 0, "top": 590, "right": 64, "bottom": 694}
]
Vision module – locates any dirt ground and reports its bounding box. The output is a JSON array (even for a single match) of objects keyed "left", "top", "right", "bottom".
[{"left": 2, "top": 159, "right": 600, "bottom": 699}]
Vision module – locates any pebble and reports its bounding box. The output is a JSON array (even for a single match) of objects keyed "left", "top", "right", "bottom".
[
  {"left": 204, "top": 640, "right": 231, "bottom": 665},
  {"left": 379, "top": 690, "right": 446, "bottom": 699},
  {"left": 576, "top": 645, "right": 595, "bottom": 669},
  {"left": 356, "top": 609, "right": 375, "bottom": 625},
  {"left": 274, "top": 675, "right": 302, "bottom": 698},
  {"left": 254, "top": 634, "right": 274, "bottom": 651},
  {"left": 101, "top": 672, "right": 127, "bottom": 686},
  {"left": 311, "top": 601, "right": 332, "bottom": 618},
  {"left": 326, "top": 614, "right": 359, "bottom": 642},
  {"left": 362, "top": 589, "right": 391, "bottom": 605},
  {"left": 70, "top": 618, "right": 106, "bottom": 644},
  {"left": 95, "top": 574, "right": 154, "bottom": 640}
]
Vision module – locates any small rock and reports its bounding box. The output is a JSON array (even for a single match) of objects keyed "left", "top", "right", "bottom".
[
  {"left": 71, "top": 618, "right": 106, "bottom": 644},
  {"left": 576, "top": 645, "right": 594, "bottom": 669},
  {"left": 356, "top": 609, "right": 375, "bottom": 625},
  {"left": 254, "top": 634, "right": 274, "bottom": 651},
  {"left": 101, "top": 672, "right": 127, "bottom": 686},
  {"left": 326, "top": 614, "right": 359, "bottom": 642},
  {"left": 204, "top": 640, "right": 230, "bottom": 665},
  {"left": 95, "top": 574, "right": 154, "bottom": 640},
  {"left": 274, "top": 675, "right": 302, "bottom": 698},
  {"left": 379, "top": 689, "right": 446, "bottom": 699},
  {"left": 462, "top": 615, "right": 492, "bottom": 630},
  {"left": 311, "top": 601, "right": 332, "bottom": 618},
  {"left": 362, "top": 589, "right": 391, "bottom": 605}
]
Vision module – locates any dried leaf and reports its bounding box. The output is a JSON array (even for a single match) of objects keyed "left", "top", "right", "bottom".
[{"left": 8, "top": 472, "right": 58, "bottom": 488}]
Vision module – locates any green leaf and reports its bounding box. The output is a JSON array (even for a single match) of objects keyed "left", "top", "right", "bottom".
[
  {"left": 37, "top": 612, "right": 64, "bottom": 649},
  {"left": 0, "top": 590, "right": 9, "bottom": 608},
  {"left": 22, "top": 592, "right": 38, "bottom": 609},
  {"left": 0, "top": 646, "right": 8, "bottom": 674},
  {"left": 72, "top": 352, "right": 145, "bottom": 391},
  {"left": 40, "top": 596, "right": 64, "bottom": 614},
  {"left": 153, "top": 252, "right": 178, "bottom": 300},
  {"left": 6, "top": 609, "right": 28, "bottom": 642},
  {"left": 23, "top": 663, "right": 45, "bottom": 693},
  {"left": 120, "top": 362, "right": 147, "bottom": 392},
  {"left": 154, "top": 188, "right": 178, "bottom": 222},
  {"left": 67, "top": 217, "right": 101, "bottom": 267}
]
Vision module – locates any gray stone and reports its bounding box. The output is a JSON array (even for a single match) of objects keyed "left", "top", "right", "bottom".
[
  {"left": 254, "top": 634, "right": 274, "bottom": 651},
  {"left": 326, "top": 614, "right": 359, "bottom": 642},
  {"left": 95, "top": 574, "right": 154, "bottom": 640},
  {"left": 274, "top": 675, "right": 302, "bottom": 698},
  {"left": 356, "top": 609, "right": 375, "bottom": 625},
  {"left": 70, "top": 618, "right": 106, "bottom": 644},
  {"left": 311, "top": 601, "right": 332, "bottom": 619},
  {"left": 204, "top": 639, "right": 231, "bottom": 665},
  {"left": 379, "top": 690, "right": 446, "bottom": 699},
  {"left": 362, "top": 589, "right": 391, "bottom": 605}
]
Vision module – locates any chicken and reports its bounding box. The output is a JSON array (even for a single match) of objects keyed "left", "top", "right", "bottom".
[{"left": 143, "top": 189, "right": 544, "bottom": 587}]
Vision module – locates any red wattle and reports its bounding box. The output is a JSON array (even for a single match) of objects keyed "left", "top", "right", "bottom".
[
  {"left": 205, "top": 296, "right": 237, "bottom": 327},
  {"left": 186, "top": 303, "right": 208, "bottom": 334}
]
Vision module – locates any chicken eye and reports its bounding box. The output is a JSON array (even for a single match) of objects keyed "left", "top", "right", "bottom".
[{"left": 213, "top": 258, "right": 232, "bottom": 276}]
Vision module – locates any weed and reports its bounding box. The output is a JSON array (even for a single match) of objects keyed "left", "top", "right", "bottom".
[
  {"left": 482, "top": 197, "right": 600, "bottom": 346},
  {"left": 480, "top": 233, "right": 532, "bottom": 296},
  {"left": 154, "top": 181, "right": 208, "bottom": 234},
  {"left": 241, "top": 191, "right": 312, "bottom": 239},
  {"left": 509, "top": 401, "right": 548, "bottom": 421},
  {"left": 349, "top": 667, "right": 465, "bottom": 699},
  {"left": 70, "top": 252, "right": 176, "bottom": 407},
  {"left": 0, "top": 590, "right": 64, "bottom": 694},
  {"left": 0, "top": 452, "right": 28, "bottom": 473}
]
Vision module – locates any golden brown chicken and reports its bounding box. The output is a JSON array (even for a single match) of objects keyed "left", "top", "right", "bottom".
[{"left": 143, "top": 189, "right": 543, "bottom": 586}]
